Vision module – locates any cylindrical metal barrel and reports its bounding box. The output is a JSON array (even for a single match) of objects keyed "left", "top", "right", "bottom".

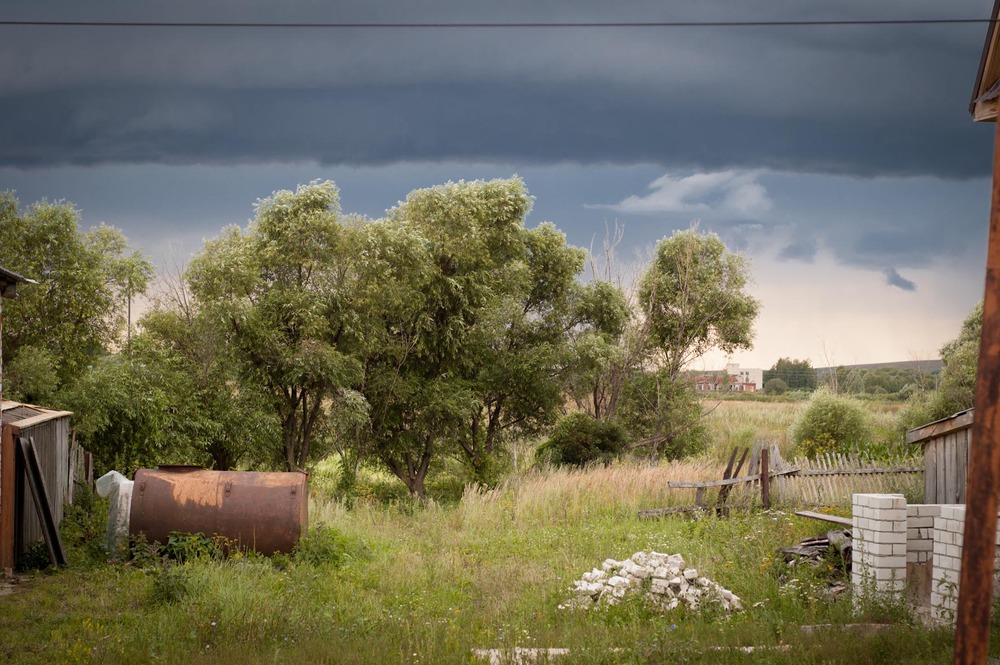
[{"left": 129, "top": 467, "right": 308, "bottom": 555}]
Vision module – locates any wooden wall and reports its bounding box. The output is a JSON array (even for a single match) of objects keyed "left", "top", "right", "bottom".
[
  {"left": 16, "top": 417, "right": 70, "bottom": 557},
  {"left": 923, "top": 425, "right": 971, "bottom": 505}
]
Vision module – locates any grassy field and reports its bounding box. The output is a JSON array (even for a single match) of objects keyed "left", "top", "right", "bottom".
[
  {"left": 0, "top": 399, "right": 956, "bottom": 664},
  {"left": 0, "top": 460, "right": 961, "bottom": 664}
]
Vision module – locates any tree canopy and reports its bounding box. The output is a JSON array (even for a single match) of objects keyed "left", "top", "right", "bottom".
[
  {"left": 638, "top": 229, "right": 759, "bottom": 381},
  {"left": 0, "top": 193, "right": 153, "bottom": 392}
]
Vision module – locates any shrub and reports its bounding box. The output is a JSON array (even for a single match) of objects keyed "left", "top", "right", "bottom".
[
  {"left": 763, "top": 378, "right": 788, "bottom": 395},
  {"left": 616, "top": 372, "right": 708, "bottom": 460},
  {"left": 293, "top": 525, "right": 362, "bottom": 567},
  {"left": 790, "top": 388, "right": 869, "bottom": 458},
  {"left": 535, "top": 412, "right": 626, "bottom": 467}
]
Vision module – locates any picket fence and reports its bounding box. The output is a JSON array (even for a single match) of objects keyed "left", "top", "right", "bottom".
[{"left": 770, "top": 450, "right": 923, "bottom": 506}]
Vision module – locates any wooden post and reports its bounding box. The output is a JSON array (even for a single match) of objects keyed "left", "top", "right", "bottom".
[
  {"left": 761, "top": 447, "right": 770, "bottom": 511},
  {"left": 954, "top": 117, "right": 1000, "bottom": 665},
  {"left": 0, "top": 423, "right": 13, "bottom": 576}
]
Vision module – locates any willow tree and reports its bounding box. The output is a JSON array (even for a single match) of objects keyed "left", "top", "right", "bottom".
[
  {"left": 0, "top": 193, "right": 152, "bottom": 391},
  {"left": 187, "top": 181, "right": 362, "bottom": 471},
  {"left": 359, "top": 178, "right": 604, "bottom": 494},
  {"left": 639, "top": 229, "right": 759, "bottom": 381}
]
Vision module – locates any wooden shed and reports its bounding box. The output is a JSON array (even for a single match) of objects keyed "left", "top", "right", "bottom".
[
  {"left": 905, "top": 408, "right": 973, "bottom": 504},
  {"left": 0, "top": 401, "right": 80, "bottom": 573}
]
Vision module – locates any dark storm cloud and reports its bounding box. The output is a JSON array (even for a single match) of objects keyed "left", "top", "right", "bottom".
[
  {"left": 0, "top": 0, "right": 995, "bottom": 176},
  {"left": 778, "top": 239, "right": 818, "bottom": 262},
  {"left": 883, "top": 267, "right": 918, "bottom": 291}
]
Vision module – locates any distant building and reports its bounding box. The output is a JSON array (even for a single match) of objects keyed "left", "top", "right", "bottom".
[{"left": 691, "top": 363, "right": 763, "bottom": 393}]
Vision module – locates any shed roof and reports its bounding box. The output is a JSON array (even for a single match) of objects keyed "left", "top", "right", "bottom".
[
  {"left": 0, "top": 400, "right": 72, "bottom": 428},
  {"left": 0, "top": 265, "right": 36, "bottom": 299},
  {"left": 971, "top": 1, "right": 1000, "bottom": 121},
  {"left": 905, "top": 408, "right": 974, "bottom": 445}
]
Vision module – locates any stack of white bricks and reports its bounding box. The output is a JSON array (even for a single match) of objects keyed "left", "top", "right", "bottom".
[
  {"left": 906, "top": 504, "right": 940, "bottom": 565},
  {"left": 852, "top": 493, "right": 907, "bottom": 596},
  {"left": 931, "top": 505, "right": 966, "bottom": 622}
]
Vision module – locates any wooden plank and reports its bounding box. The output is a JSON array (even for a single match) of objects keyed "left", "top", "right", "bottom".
[
  {"left": 16, "top": 437, "right": 65, "bottom": 568},
  {"left": 761, "top": 448, "right": 770, "bottom": 510},
  {"left": 637, "top": 506, "right": 700, "bottom": 520},
  {"left": 0, "top": 424, "right": 14, "bottom": 575},
  {"left": 794, "top": 510, "right": 853, "bottom": 527},
  {"left": 668, "top": 467, "right": 800, "bottom": 488},
  {"left": 950, "top": 432, "right": 961, "bottom": 503},
  {"left": 937, "top": 439, "right": 946, "bottom": 506},
  {"left": 925, "top": 441, "right": 937, "bottom": 503},
  {"left": 959, "top": 431, "right": 969, "bottom": 504},
  {"left": 905, "top": 409, "right": 975, "bottom": 445}
]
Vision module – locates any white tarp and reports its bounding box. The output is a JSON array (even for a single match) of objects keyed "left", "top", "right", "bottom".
[{"left": 96, "top": 470, "right": 133, "bottom": 553}]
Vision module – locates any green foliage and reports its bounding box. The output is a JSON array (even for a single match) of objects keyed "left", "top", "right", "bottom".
[
  {"left": 5, "top": 345, "right": 59, "bottom": 405},
  {"left": 638, "top": 228, "right": 759, "bottom": 380},
  {"left": 0, "top": 192, "right": 152, "bottom": 387},
  {"left": 764, "top": 358, "right": 816, "bottom": 391},
  {"left": 293, "top": 525, "right": 363, "bottom": 567},
  {"left": 763, "top": 377, "right": 789, "bottom": 395},
  {"left": 616, "top": 371, "right": 709, "bottom": 459},
  {"left": 147, "top": 564, "right": 191, "bottom": 605},
  {"left": 899, "top": 302, "right": 981, "bottom": 432},
  {"left": 164, "top": 532, "right": 221, "bottom": 564},
  {"left": 791, "top": 388, "right": 870, "bottom": 458},
  {"left": 535, "top": 412, "right": 625, "bottom": 467},
  {"left": 362, "top": 178, "right": 593, "bottom": 495},
  {"left": 188, "top": 180, "right": 362, "bottom": 471}
]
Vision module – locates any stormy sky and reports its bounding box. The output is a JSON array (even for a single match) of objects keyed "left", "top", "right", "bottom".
[{"left": 1, "top": 0, "right": 996, "bottom": 368}]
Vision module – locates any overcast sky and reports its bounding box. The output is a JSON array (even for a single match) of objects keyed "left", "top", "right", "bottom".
[{"left": 1, "top": 0, "right": 996, "bottom": 369}]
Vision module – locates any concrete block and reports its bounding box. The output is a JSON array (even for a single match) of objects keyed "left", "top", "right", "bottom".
[
  {"left": 908, "top": 516, "right": 934, "bottom": 528},
  {"left": 892, "top": 543, "right": 907, "bottom": 555},
  {"left": 881, "top": 556, "right": 907, "bottom": 569},
  {"left": 909, "top": 540, "right": 932, "bottom": 552},
  {"left": 870, "top": 531, "right": 907, "bottom": 544}
]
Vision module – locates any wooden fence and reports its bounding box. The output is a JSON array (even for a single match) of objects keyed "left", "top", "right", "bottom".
[
  {"left": 773, "top": 450, "right": 923, "bottom": 506},
  {"left": 656, "top": 445, "right": 924, "bottom": 515}
]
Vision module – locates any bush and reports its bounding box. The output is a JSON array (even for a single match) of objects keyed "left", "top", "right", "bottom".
[
  {"left": 616, "top": 372, "right": 708, "bottom": 459},
  {"left": 293, "top": 525, "right": 363, "bottom": 567},
  {"left": 763, "top": 378, "right": 788, "bottom": 395},
  {"left": 535, "top": 412, "right": 625, "bottom": 467},
  {"left": 790, "top": 388, "right": 869, "bottom": 458}
]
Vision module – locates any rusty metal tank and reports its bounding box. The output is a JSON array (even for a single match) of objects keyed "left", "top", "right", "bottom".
[{"left": 129, "top": 467, "right": 308, "bottom": 555}]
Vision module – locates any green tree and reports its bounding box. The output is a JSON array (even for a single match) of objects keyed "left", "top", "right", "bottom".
[
  {"left": 765, "top": 357, "right": 817, "bottom": 391},
  {"left": 0, "top": 192, "right": 153, "bottom": 388},
  {"left": 360, "top": 178, "right": 596, "bottom": 494},
  {"left": 63, "top": 340, "right": 203, "bottom": 473},
  {"left": 638, "top": 229, "right": 759, "bottom": 381},
  {"left": 187, "top": 181, "right": 362, "bottom": 471},
  {"left": 139, "top": 276, "right": 279, "bottom": 470},
  {"left": 899, "top": 302, "right": 981, "bottom": 431}
]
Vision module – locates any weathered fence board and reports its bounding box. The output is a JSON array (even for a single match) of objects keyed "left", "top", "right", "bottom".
[{"left": 777, "top": 452, "right": 922, "bottom": 506}]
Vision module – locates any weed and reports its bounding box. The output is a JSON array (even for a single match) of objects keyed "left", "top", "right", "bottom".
[{"left": 147, "top": 563, "right": 190, "bottom": 605}]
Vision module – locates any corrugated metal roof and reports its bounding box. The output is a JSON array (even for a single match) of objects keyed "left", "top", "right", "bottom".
[
  {"left": 0, "top": 405, "right": 44, "bottom": 425},
  {"left": 0, "top": 401, "right": 72, "bottom": 427}
]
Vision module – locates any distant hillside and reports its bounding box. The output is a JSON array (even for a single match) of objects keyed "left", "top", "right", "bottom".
[{"left": 814, "top": 359, "right": 942, "bottom": 378}]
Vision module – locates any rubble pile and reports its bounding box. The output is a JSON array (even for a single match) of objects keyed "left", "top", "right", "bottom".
[{"left": 559, "top": 551, "right": 742, "bottom": 613}]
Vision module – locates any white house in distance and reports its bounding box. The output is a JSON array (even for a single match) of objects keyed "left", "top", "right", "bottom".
[{"left": 692, "top": 363, "right": 764, "bottom": 393}]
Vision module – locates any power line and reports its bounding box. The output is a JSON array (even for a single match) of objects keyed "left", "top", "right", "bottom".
[{"left": 0, "top": 18, "right": 995, "bottom": 30}]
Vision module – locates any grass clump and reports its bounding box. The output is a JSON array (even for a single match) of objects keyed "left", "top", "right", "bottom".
[{"left": 293, "top": 524, "right": 365, "bottom": 567}]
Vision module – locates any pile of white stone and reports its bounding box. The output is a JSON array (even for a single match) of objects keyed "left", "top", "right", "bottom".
[{"left": 560, "top": 551, "right": 742, "bottom": 613}]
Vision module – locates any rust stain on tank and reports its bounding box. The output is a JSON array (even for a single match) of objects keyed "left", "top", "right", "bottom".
[{"left": 129, "top": 468, "right": 308, "bottom": 555}]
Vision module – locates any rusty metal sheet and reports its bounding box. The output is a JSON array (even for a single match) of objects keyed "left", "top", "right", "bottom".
[{"left": 129, "top": 468, "right": 308, "bottom": 555}]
